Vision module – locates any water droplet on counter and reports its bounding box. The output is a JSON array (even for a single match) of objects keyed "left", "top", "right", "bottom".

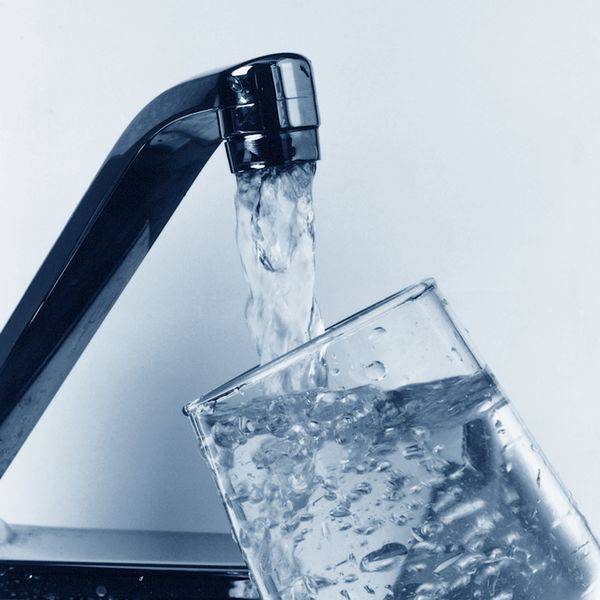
[{"left": 360, "top": 543, "right": 408, "bottom": 572}]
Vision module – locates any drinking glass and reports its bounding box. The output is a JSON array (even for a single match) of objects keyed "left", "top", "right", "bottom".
[{"left": 184, "top": 279, "right": 600, "bottom": 600}]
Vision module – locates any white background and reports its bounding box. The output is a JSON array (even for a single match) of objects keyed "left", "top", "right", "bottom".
[{"left": 1, "top": 1, "right": 599, "bottom": 542}]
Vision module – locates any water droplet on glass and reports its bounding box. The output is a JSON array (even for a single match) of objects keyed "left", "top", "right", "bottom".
[
  {"left": 390, "top": 513, "right": 408, "bottom": 526},
  {"left": 351, "top": 481, "right": 372, "bottom": 496},
  {"left": 354, "top": 517, "right": 384, "bottom": 535},
  {"left": 360, "top": 543, "right": 408, "bottom": 572},
  {"left": 368, "top": 327, "right": 387, "bottom": 345},
  {"left": 450, "top": 346, "right": 464, "bottom": 362},
  {"left": 364, "top": 361, "right": 386, "bottom": 381},
  {"left": 95, "top": 586, "right": 107, "bottom": 598},
  {"left": 330, "top": 505, "right": 352, "bottom": 518}
]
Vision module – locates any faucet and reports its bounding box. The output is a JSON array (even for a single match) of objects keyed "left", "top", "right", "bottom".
[{"left": 0, "top": 53, "right": 320, "bottom": 478}]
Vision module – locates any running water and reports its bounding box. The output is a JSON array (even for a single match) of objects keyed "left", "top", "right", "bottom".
[
  {"left": 204, "top": 163, "right": 600, "bottom": 599},
  {"left": 234, "top": 161, "right": 326, "bottom": 392},
  {"left": 235, "top": 162, "right": 324, "bottom": 367}
]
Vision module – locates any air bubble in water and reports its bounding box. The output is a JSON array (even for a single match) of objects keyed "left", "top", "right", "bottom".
[
  {"left": 360, "top": 543, "right": 408, "bottom": 572},
  {"left": 95, "top": 586, "right": 107, "bottom": 598},
  {"left": 310, "top": 391, "right": 345, "bottom": 420},
  {"left": 364, "top": 361, "right": 387, "bottom": 381}
]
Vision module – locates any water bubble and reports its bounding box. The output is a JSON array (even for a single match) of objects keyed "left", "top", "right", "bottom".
[
  {"left": 364, "top": 361, "right": 387, "bottom": 381},
  {"left": 450, "top": 346, "right": 464, "bottom": 362},
  {"left": 330, "top": 505, "right": 352, "bottom": 518},
  {"left": 310, "top": 575, "right": 337, "bottom": 589},
  {"left": 266, "top": 403, "right": 290, "bottom": 436},
  {"left": 354, "top": 518, "right": 384, "bottom": 536},
  {"left": 212, "top": 420, "right": 242, "bottom": 448},
  {"left": 410, "top": 425, "right": 430, "bottom": 442},
  {"left": 333, "top": 415, "right": 355, "bottom": 444},
  {"left": 351, "top": 482, "right": 372, "bottom": 496},
  {"left": 385, "top": 471, "right": 410, "bottom": 500},
  {"left": 310, "top": 391, "right": 345, "bottom": 420},
  {"left": 360, "top": 543, "right": 408, "bottom": 572},
  {"left": 238, "top": 415, "right": 256, "bottom": 435},
  {"left": 420, "top": 520, "right": 445, "bottom": 538},
  {"left": 368, "top": 327, "right": 387, "bottom": 345},
  {"left": 415, "top": 582, "right": 448, "bottom": 596},
  {"left": 95, "top": 586, "right": 107, "bottom": 598},
  {"left": 390, "top": 513, "right": 408, "bottom": 526},
  {"left": 307, "top": 420, "right": 321, "bottom": 436},
  {"left": 403, "top": 443, "right": 425, "bottom": 460},
  {"left": 405, "top": 561, "right": 427, "bottom": 574},
  {"left": 280, "top": 519, "right": 300, "bottom": 534}
]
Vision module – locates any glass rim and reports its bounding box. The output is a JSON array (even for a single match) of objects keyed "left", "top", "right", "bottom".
[{"left": 183, "top": 277, "right": 437, "bottom": 416}]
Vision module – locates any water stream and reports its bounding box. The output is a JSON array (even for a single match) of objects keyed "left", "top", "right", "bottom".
[{"left": 234, "top": 161, "right": 325, "bottom": 390}]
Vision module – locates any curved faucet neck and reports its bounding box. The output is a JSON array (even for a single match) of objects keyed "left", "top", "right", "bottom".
[{"left": 0, "top": 53, "right": 320, "bottom": 478}]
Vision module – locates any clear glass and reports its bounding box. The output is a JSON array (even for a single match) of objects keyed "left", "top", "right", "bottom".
[{"left": 184, "top": 279, "right": 600, "bottom": 600}]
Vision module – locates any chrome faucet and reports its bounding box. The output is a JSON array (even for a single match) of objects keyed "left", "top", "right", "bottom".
[{"left": 0, "top": 53, "right": 320, "bottom": 478}]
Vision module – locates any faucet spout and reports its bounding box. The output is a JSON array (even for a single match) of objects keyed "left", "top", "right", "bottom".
[{"left": 0, "top": 53, "right": 320, "bottom": 477}]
